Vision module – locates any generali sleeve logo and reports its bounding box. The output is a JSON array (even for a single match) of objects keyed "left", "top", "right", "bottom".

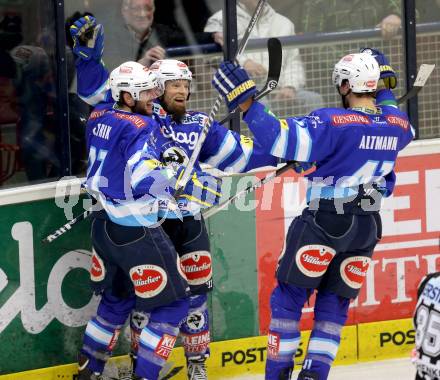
[
  {"left": 129, "top": 264, "right": 168, "bottom": 298},
  {"left": 90, "top": 249, "right": 106, "bottom": 282}
]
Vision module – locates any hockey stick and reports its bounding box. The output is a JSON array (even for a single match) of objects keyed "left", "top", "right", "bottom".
[
  {"left": 202, "top": 161, "right": 298, "bottom": 219},
  {"left": 219, "top": 37, "right": 282, "bottom": 125},
  {"left": 174, "top": 0, "right": 268, "bottom": 196},
  {"left": 41, "top": 207, "right": 94, "bottom": 243},
  {"left": 397, "top": 63, "right": 435, "bottom": 104}
]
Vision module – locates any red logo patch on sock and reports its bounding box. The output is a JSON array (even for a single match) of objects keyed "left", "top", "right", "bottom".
[
  {"left": 155, "top": 334, "right": 177, "bottom": 360},
  {"left": 267, "top": 332, "right": 281, "bottom": 358}
]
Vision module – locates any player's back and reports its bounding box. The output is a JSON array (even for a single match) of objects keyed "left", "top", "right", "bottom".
[
  {"left": 413, "top": 272, "right": 440, "bottom": 379},
  {"left": 306, "top": 104, "right": 414, "bottom": 198}
]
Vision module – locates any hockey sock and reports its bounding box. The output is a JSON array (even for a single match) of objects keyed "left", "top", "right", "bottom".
[
  {"left": 81, "top": 290, "right": 135, "bottom": 373},
  {"left": 135, "top": 297, "right": 189, "bottom": 379},
  {"left": 265, "top": 283, "right": 308, "bottom": 380},
  {"left": 299, "top": 291, "right": 349, "bottom": 380},
  {"left": 180, "top": 294, "right": 210, "bottom": 361}
]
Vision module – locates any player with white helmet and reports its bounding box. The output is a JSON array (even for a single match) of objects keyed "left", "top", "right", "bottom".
[
  {"left": 212, "top": 49, "right": 413, "bottom": 380},
  {"left": 74, "top": 52, "right": 222, "bottom": 379},
  {"left": 71, "top": 15, "right": 277, "bottom": 380},
  {"left": 109, "top": 61, "right": 164, "bottom": 103}
]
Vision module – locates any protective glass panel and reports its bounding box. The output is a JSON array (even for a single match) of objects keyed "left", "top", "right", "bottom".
[{"left": 0, "top": 1, "right": 62, "bottom": 188}]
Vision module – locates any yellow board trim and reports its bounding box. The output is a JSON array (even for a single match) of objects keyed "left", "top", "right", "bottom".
[{"left": 0, "top": 318, "right": 414, "bottom": 379}]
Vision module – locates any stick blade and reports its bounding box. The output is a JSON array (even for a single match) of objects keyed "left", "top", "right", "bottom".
[
  {"left": 414, "top": 63, "right": 436, "bottom": 87},
  {"left": 266, "top": 37, "right": 283, "bottom": 82},
  {"left": 397, "top": 63, "right": 436, "bottom": 104}
]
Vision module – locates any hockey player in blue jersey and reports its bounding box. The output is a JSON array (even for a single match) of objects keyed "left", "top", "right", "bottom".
[
  {"left": 70, "top": 15, "right": 277, "bottom": 380},
  {"left": 212, "top": 50, "right": 414, "bottom": 379},
  {"left": 78, "top": 57, "right": 223, "bottom": 380}
]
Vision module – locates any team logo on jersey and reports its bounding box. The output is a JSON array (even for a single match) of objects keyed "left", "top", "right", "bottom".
[
  {"left": 340, "top": 256, "right": 371, "bottom": 289},
  {"left": 161, "top": 125, "right": 199, "bottom": 149},
  {"left": 129, "top": 264, "right": 167, "bottom": 298},
  {"left": 295, "top": 245, "right": 336, "bottom": 277},
  {"left": 180, "top": 251, "right": 212, "bottom": 285},
  {"left": 162, "top": 146, "right": 189, "bottom": 166},
  {"left": 155, "top": 334, "right": 177, "bottom": 359},
  {"left": 90, "top": 250, "right": 105, "bottom": 282}
]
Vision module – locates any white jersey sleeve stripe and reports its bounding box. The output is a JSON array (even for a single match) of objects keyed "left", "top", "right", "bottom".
[
  {"left": 224, "top": 138, "right": 253, "bottom": 173},
  {"left": 294, "top": 122, "right": 312, "bottom": 162},
  {"left": 271, "top": 119, "right": 289, "bottom": 157},
  {"left": 205, "top": 132, "right": 238, "bottom": 168},
  {"left": 79, "top": 80, "right": 109, "bottom": 106}
]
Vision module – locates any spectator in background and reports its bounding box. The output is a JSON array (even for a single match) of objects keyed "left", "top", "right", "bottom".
[
  {"left": 154, "top": 0, "right": 214, "bottom": 46},
  {"left": 296, "top": 0, "right": 402, "bottom": 39},
  {"left": 204, "top": 0, "right": 323, "bottom": 116},
  {"left": 100, "top": 0, "right": 214, "bottom": 70}
]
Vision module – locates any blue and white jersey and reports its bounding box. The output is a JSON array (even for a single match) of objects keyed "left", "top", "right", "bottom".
[
  {"left": 86, "top": 102, "right": 176, "bottom": 226},
  {"left": 413, "top": 273, "right": 440, "bottom": 377},
  {"left": 243, "top": 92, "right": 414, "bottom": 201},
  {"left": 77, "top": 58, "right": 277, "bottom": 218}
]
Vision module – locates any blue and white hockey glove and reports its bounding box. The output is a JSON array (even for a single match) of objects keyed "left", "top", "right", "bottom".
[
  {"left": 70, "top": 15, "right": 104, "bottom": 61},
  {"left": 360, "top": 47, "right": 397, "bottom": 89},
  {"left": 175, "top": 167, "right": 222, "bottom": 208},
  {"left": 212, "top": 61, "right": 257, "bottom": 112}
]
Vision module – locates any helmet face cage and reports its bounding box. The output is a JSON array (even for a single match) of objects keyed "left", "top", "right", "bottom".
[
  {"left": 149, "top": 59, "right": 193, "bottom": 90},
  {"left": 110, "top": 61, "right": 164, "bottom": 102},
  {"left": 332, "top": 53, "right": 380, "bottom": 93}
]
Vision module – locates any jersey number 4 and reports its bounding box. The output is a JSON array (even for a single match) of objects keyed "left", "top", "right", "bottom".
[{"left": 345, "top": 160, "right": 394, "bottom": 187}]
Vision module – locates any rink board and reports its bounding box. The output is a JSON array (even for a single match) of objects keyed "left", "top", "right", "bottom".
[{"left": 0, "top": 318, "right": 413, "bottom": 379}]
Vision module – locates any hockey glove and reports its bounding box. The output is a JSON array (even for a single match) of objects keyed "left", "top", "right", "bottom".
[
  {"left": 360, "top": 47, "right": 397, "bottom": 89},
  {"left": 293, "top": 161, "right": 316, "bottom": 174},
  {"left": 175, "top": 167, "right": 222, "bottom": 208},
  {"left": 70, "top": 15, "right": 104, "bottom": 61},
  {"left": 212, "top": 61, "right": 257, "bottom": 112}
]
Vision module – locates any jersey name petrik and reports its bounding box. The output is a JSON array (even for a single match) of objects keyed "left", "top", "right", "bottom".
[
  {"left": 92, "top": 123, "right": 112, "bottom": 140},
  {"left": 358, "top": 135, "right": 397, "bottom": 151}
]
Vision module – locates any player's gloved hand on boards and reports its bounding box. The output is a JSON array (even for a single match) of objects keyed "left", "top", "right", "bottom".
[
  {"left": 292, "top": 161, "right": 316, "bottom": 174},
  {"left": 175, "top": 167, "right": 222, "bottom": 207},
  {"left": 70, "top": 15, "right": 104, "bottom": 61},
  {"left": 360, "top": 47, "right": 397, "bottom": 89},
  {"left": 212, "top": 61, "right": 257, "bottom": 112}
]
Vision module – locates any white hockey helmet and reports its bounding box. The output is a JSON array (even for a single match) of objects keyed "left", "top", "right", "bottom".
[
  {"left": 109, "top": 61, "right": 164, "bottom": 102},
  {"left": 332, "top": 53, "right": 380, "bottom": 93},
  {"left": 149, "top": 59, "right": 192, "bottom": 88}
]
